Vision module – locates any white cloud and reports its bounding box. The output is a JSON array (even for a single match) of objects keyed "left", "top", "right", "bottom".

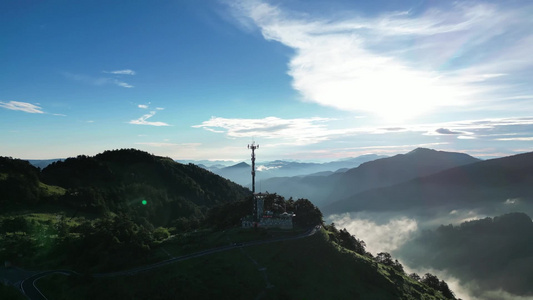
[
  {"left": 458, "top": 135, "right": 476, "bottom": 140},
  {"left": 504, "top": 198, "right": 519, "bottom": 205},
  {"left": 256, "top": 165, "right": 281, "bottom": 172},
  {"left": 137, "top": 103, "right": 163, "bottom": 110},
  {"left": 0, "top": 101, "right": 45, "bottom": 114},
  {"left": 64, "top": 72, "right": 134, "bottom": 88},
  {"left": 405, "top": 117, "right": 533, "bottom": 140},
  {"left": 328, "top": 212, "right": 418, "bottom": 254},
  {"left": 496, "top": 137, "right": 533, "bottom": 141},
  {"left": 193, "top": 116, "right": 360, "bottom": 145},
  {"left": 194, "top": 115, "right": 533, "bottom": 148},
  {"left": 129, "top": 111, "right": 170, "bottom": 126},
  {"left": 229, "top": 1, "right": 533, "bottom": 121},
  {"left": 114, "top": 80, "right": 134, "bottom": 88},
  {"left": 138, "top": 142, "right": 201, "bottom": 148},
  {"left": 103, "top": 69, "right": 136, "bottom": 75}
]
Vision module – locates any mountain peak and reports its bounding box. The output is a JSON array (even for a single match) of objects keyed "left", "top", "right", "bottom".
[
  {"left": 406, "top": 148, "right": 435, "bottom": 155},
  {"left": 227, "top": 162, "right": 250, "bottom": 169}
]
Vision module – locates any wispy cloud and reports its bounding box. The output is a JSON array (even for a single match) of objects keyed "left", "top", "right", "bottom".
[
  {"left": 136, "top": 142, "right": 201, "bottom": 148},
  {"left": 496, "top": 137, "right": 533, "bottom": 141},
  {"left": 129, "top": 111, "right": 170, "bottom": 126},
  {"left": 193, "top": 116, "right": 355, "bottom": 145},
  {"left": 138, "top": 104, "right": 149, "bottom": 109},
  {"left": 419, "top": 117, "right": 533, "bottom": 138},
  {"left": 103, "top": 69, "right": 136, "bottom": 75},
  {"left": 229, "top": 1, "right": 533, "bottom": 120},
  {"left": 435, "top": 128, "right": 462, "bottom": 135},
  {"left": 63, "top": 72, "right": 134, "bottom": 88},
  {"left": 115, "top": 80, "right": 134, "bottom": 88},
  {"left": 0, "top": 101, "right": 44, "bottom": 114},
  {"left": 193, "top": 115, "right": 533, "bottom": 158}
]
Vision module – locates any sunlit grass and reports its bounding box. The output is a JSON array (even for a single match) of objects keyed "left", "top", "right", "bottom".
[{"left": 39, "top": 182, "right": 66, "bottom": 196}]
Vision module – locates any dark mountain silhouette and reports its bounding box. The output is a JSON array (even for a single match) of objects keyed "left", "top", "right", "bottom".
[
  {"left": 261, "top": 148, "right": 480, "bottom": 207},
  {"left": 323, "top": 151, "right": 533, "bottom": 215},
  {"left": 1, "top": 149, "right": 251, "bottom": 227},
  {"left": 398, "top": 212, "right": 533, "bottom": 299},
  {"left": 0, "top": 157, "right": 45, "bottom": 207}
]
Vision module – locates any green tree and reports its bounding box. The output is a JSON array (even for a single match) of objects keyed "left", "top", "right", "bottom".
[
  {"left": 409, "top": 273, "right": 421, "bottom": 281},
  {"left": 153, "top": 227, "right": 170, "bottom": 241},
  {"left": 375, "top": 252, "right": 404, "bottom": 273},
  {"left": 293, "top": 198, "right": 323, "bottom": 227},
  {"left": 421, "top": 273, "right": 440, "bottom": 289},
  {"left": 338, "top": 228, "right": 367, "bottom": 255}
]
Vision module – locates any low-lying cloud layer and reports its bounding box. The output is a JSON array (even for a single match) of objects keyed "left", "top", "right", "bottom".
[
  {"left": 327, "top": 208, "right": 533, "bottom": 300},
  {"left": 328, "top": 212, "right": 418, "bottom": 254}
]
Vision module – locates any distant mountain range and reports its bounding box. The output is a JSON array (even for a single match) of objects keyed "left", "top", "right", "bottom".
[
  {"left": 323, "top": 150, "right": 533, "bottom": 216},
  {"left": 260, "top": 148, "right": 481, "bottom": 207},
  {"left": 202, "top": 154, "right": 387, "bottom": 187},
  {"left": 27, "top": 159, "right": 63, "bottom": 169}
]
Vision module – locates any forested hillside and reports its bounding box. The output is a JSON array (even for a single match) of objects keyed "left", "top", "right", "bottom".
[
  {"left": 2, "top": 149, "right": 251, "bottom": 228},
  {"left": 0, "top": 149, "right": 252, "bottom": 272}
]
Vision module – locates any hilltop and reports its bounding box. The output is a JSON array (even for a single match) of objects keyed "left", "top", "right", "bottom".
[
  {"left": 1, "top": 149, "right": 458, "bottom": 299},
  {"left": 2, "top": 149, "right": 251, "bottom": 227}
]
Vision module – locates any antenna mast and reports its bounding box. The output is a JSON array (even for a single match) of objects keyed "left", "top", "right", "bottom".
[
  {"left": 247, "top": 141, "right": 259, "bottom": 194},
  {"left": 248, "top": 142, "right": 260, "bottom": 223}
]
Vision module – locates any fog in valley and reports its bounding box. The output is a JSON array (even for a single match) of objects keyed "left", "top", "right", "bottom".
[{"left": 327, "top": 203, "right": 533, "bottom": 300}]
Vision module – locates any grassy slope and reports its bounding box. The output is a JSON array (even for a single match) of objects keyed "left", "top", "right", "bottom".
[
  {"left": 38, "top": 182, "right": 66, "bottom": 197},
  {"left": 37, "top": 228, "right": 449, "bottom": 300}
]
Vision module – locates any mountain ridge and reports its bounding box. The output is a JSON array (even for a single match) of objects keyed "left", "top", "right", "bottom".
[
  {"left": 323, "top": 151, "right": 533, "bottom": 215},
  {"left": 259, "top": 148, "right": 480, "bottom": 207}
]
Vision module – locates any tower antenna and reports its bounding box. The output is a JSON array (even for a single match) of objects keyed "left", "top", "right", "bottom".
[
  {"left": 248, "top": 141, "right": 259, "bottom": 222},
  {"left": 247, "top": 141, "right": 259, "bottom": 194}
]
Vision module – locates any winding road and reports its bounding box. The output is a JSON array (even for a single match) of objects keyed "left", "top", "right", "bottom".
[{"left": 12, "top": 225, "right": 320, "bottom": 300}]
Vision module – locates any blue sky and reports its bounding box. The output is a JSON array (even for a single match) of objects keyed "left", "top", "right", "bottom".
[{"left": 1, "top": 0, "right": 532, "bottom": 161}]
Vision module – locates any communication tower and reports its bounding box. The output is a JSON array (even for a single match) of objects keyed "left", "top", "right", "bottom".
[
  {"left": 248, "top": 142, "right": 259, "bottom": 222},
  {"left": 248, "top": 142, "right": 259, "bottom": 194}
]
